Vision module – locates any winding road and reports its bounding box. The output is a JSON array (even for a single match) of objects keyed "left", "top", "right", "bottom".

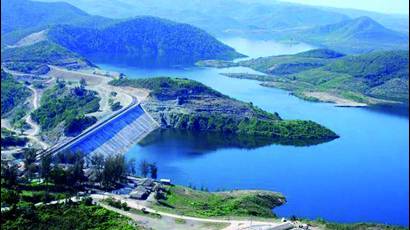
[
  {"left": 91, "top": 194, "right": 294, "bottom": 230},
  {"left": 25, "top": 84, "right": 49, "bottom": 149}
]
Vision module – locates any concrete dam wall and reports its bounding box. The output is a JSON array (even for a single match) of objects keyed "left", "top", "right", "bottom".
[{"left": 43, "top": 104, "right": 159, "bottom": 157}]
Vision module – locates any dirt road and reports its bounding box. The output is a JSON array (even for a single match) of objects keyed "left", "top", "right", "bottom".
[{"left": 91, "top": 194, "right": 293, "bottom": 230}]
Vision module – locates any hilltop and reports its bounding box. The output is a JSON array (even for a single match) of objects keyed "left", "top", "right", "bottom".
[
  {"left": 1, "top": 41, "right": 93, "bottom": 72},
  {"left": 299, "top": 16, "right": 409, "bottom": 53},
  {"left": 47, "top": 17, "right": 244, "bottom": 67},
  {"left": 239, "top": 49, "right": 345, "bottom": 75}
]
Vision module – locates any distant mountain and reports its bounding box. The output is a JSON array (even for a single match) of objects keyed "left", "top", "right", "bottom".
[
  {"left": 36, "top": 0, "right": 350, "bottom": 37},
  {"left": 37, "top": 0, "right": 408, "bottom": 39},
  {"left": 319, "top": 7, "right": 409, "bottom": 34},
  {"left": 47, "top": 17, "right": 244, "bottom": 67},
  {"left": 299, "top": 17, "right": 409, "bottom": 53}
]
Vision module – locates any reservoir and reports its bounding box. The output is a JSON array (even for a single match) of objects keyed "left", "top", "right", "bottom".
[{"left": 97, "top": 38, "right": 409, "bottom": 226}]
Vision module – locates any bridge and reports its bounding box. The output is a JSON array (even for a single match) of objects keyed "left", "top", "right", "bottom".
[{"left": 37, "top": 98, "right": 159, "bottom": 160}]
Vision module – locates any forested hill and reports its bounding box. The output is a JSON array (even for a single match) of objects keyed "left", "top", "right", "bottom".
[
  {"left": 47, "top": 17, "right": 244, "bottom": 67},
  {"left": 2, "top": 0, "right": 243, "bottom": 67}
]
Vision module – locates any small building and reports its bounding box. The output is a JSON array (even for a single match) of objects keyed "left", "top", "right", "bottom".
[
  {"left": 129, "top": 187, "right": 150, "bottom": 200},
  {"left": 159, "top": 179, "right": 171, "bottom": 185},
  {"left": 112, "top": 187, "right": 132, "bottom": 195}
]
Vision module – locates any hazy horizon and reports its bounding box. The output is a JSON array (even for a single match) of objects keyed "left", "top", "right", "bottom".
[{"left": 279, "top": 0, "right": 409, "bottom": 16}]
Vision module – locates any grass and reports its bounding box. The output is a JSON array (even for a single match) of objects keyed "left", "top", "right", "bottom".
[
  {"left": 1, "top": 201, "right": 142, "bottom": 230},
  {"left": 300, "top": 218, "right": 408, "bottom": 230},
  {"left": 153, "top": 185, "right": 285, "bottom": 218}
]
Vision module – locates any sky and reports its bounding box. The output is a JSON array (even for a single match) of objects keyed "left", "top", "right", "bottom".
[{"left": 280, "top": 0, "right": 409, "bottom": 15}]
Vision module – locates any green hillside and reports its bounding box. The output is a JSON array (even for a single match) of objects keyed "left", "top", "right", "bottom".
[
  {"left": 1, "top": 69, "right": 31, "bottom": 115},
  {"left": 239, "top": 49, "right": 344, "bottom": 75},
  {"left": 1, "top": 41, "right": 93, "bottom": 71},
  {"left": 239, "top": 50, "right": 409, "bottom": 106},
  {"left": 31, "top": 81, "right": 100, "bottom": 135}
]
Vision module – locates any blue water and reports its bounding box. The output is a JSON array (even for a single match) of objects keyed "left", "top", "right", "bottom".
[{"left": 97, "top": 38, "right": 409, "bottom": 226}]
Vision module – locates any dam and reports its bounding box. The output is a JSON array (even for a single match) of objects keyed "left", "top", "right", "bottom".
[{"left": 39, "top": 103, "right": 159, "bottom": 158}]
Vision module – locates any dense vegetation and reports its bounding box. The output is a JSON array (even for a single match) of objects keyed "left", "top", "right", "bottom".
[
  {"left": 1, "top": 69, "right": 31, "bottom": 115},
  {"left": 1, "top": 201, "right": 138, "bottom": 230},
  {"left": 2, "top": 62, "right": 50, "bottom": 75},
  {"left": 64, "top": 116, "right": 97, "bottom": 136},
  {"left": 47, "top": 17, "right": 244, "bottom": 67},
  {"left": 154, "top": 185, "right": 285, "bottom": 218},
  {"left": 160, "top": 113, "right": 338, "bottom": 140},
  {"left": 1, "top": 128, "right": 28, "bottom": 148},
  {"left": 31, "top": 80, "right": 100, "bottom": 133}
]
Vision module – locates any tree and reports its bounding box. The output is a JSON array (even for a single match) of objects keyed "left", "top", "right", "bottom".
[
  {"left": 1, "top": 160, "right": 18, "bottom": 188},
  {"left": 41, "top": 154, "right": 52, "bottom": 197},
  {"left": 2, "top": 189, "right": 20, "bottom": 208},
  {"left": 68, "top": 157, "right": 85, "bottom": 188},
  {"left": 89, "top": 153, "right": 105, "bottom": 183},
  {"left": 102, "top": 154, "right": 126, "bottom": 189},
  {"left": 23, "top": 148, "right": 37, "bottom": 180},
  {"left": 127, "top": 158, "right": 136, "bottom": 176},
  {"left": 50, "top": 165, "right": 67, "bottom": 187},
  {"left": 40, "top": 154, "right": 52, "bottom": 182},
  {"left": 149, "top": 163, "right": 158, "bottom": 179},
  {"left": 79, "top": 78, "right": 87, "bottom": 87},
  {"left": 139, "top": 160, "right": 150, "bottom": 178}
]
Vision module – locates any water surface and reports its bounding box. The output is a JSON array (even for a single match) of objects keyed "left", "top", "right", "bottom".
[{"left": 97, "top": 38, "right": 409, "bottom": 226}]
